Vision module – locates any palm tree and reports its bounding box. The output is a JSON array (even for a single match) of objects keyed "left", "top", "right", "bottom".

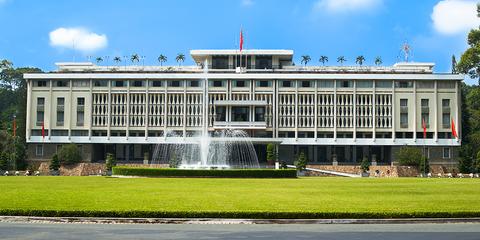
[
  {"left": 176, "top": 53, "right": 185, "bottom": 66},
  {"left": 374, "top": 56, "right": 383, "bottom": 66},
  {"left": 300, "top": 55, "right": 311, "bottom": 66},
  {"left": 355, "top": 55, "right": 365, "bottom": 66},
  {"left": 131, "top": 54, "right": 140, "bottom": 65},
  {"left": 319, "top": 56, "right": 328, "bottom": 66},
  {"left": 113, "top": 56, "right": 122, "bottom": 65},
  {"left": 158, "top": 54, "right": 167, "bottom": 66},
  {"left": 337, "top": 56, "right": 346, "bottom": 66},
  {"left": 95, "top": 57, "right": 103, "bottom": 64}
]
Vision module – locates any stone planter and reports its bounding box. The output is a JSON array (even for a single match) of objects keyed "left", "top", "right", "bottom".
[
  {"left": 50, "top": 170, "right": 60, "bottom": 176},
  {"left": 361, "top": 172, "right": 370, "bottom": 177}
]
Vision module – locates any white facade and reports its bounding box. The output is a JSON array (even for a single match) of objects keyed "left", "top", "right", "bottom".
[{"left": 24, "top": 49, "right": 462, "bottom": 164}]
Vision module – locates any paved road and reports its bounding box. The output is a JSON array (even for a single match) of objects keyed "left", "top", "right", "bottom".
[{"left": 0, "top": 222, "right": 479, "bottom": 240}]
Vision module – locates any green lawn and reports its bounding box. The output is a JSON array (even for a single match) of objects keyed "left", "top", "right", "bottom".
[{"left": 0, "top": 176, "right": 479, "bottom": 218}]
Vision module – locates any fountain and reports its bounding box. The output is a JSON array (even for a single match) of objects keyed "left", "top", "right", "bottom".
[{"left": 150, "top": 59, "right": 260, "bottom": 169}]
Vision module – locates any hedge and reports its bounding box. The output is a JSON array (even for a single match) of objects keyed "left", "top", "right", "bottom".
[
  {"left": 112, "top": 167, "right": 297, "bottom": 178},
  {"left": 1, "top": 209, "right": 480, "bottom": 219}
]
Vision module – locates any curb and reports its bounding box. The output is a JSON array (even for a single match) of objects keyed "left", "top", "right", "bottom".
[{"left": 1, "top": 216, "right": 480, "bottom": 225}]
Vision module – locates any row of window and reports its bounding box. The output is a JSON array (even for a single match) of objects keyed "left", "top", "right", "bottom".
[
  {"left": 214, "top": 106, "right": 265, "bottom": 122},
  {"left": 399, "top": 98, "right": 451, "bottom": 128},
  {"left": 36, "top": 97, "right": 85, "bottom": 127},
  {"left": 34, "top": 80, "right": 457, "bottom": 89}
]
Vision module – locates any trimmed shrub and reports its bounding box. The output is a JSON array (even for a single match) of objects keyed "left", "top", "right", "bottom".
[
  {"left": 396, "top": 146, "right": 423, "bottom": 166},
  {"left": 49, "top": 154, "right": 60, "bottom": 171},
  {"left": 57, "top": 144, "right": 82, "bottom": 165},
  {"left": 105, "top": 153, "right": 116, "bottom": 171},
  {"left": 294, "top": 151, "right": 307, "bottom": 171},
  {"left": 112, "top": 167, "right": 297, "bottom": 178},
  {"left": 360, "top": 157, "right": 370, "bottom": 173},
  {"left": 266, "top": 143, "right": 275, "bottom": 165}
]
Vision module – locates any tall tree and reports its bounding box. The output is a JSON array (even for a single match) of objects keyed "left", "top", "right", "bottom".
[
  {"left": 176, "top": 53, "right": 185, "bottom": 66},
  {"left": 374, "top": 56, "right": 382, "bottom": 66},
  {"left": 337, "top": 56, "right": 347, "bottom": 66},
  {"left": 113, "top": 56, "right": 122, "bottom": 65},
  {"left": 300, "top": 55, "right": 311, "bottom": 66},
  {"left": 452, "top": 55, "right": 457, "bottom": 74},
  {"left": 319, "top": 56, "right": 328, "bottom": 66},
  {"left": 158, "top": 54, "right": 167, "bottom": 66},
  {"left": 131, "top": 54, "right": 140, "bottom": 64},
  {"left": 457, "top": 4, "right": 480, "bottom": 83},
  {"left": 355, "top": 55, "right": 365, "bottom": 66}
]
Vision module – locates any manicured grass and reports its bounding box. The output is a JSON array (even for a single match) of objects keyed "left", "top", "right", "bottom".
[{"left": 0, "top": 177, "right": 479, "bottom": 218}]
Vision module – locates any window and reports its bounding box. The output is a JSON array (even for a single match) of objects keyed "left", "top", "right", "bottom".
[
  {"left": 400, "top": 99, "right": 408, "bottom": 107},
  {"left": 282, "top": 80, "right": 292, "bottom": 87},
  {"left": 442, "top": 99, "right": 450, "bottom": 107},
  {"left": 231, "top": 107, "right": 249, "bottom": 121},
  {"left": 212, "top": 80, "right": 224, "bottom": 87},
  {"left": 189, "top": 81, "right": 200, "bottom": 87},
  {"left": 301, "top": 81, "right": 311, "bottom": 88},
  {"left": 73, "top": 80, "right": 89, "bottom": 87},
  {"left": 443, "top": 147, "right": 451, "bottom": 159},
  {"left": 215, "top": 106, "right": 226, "bottom": 121},
  {"left": 168, "top": 81, "right": 182, "bottom": 87},
  {"left": 235, "top": 80, "right": 246, "bottom": 87},
  {"left": 36, "top": 80, "right": 48, "bottom": 87},
  {"left": 35, "top": 145, "right": 43, "bottom": 157},
  {"left": 395, "top": 81, "right": 413, "bottom": 88},
  {"left": 421, "top": 99, "right": 429, "bottom": 107},
  {"left": 256, "top": 80, "right": 271, "bottom": 87},
  {"left": 56, "top": 80, "right": 69, "bottom": 87},
  {"left": 36, "top": 97, "right": 45, "bottom": 126},
  {"left": 151, "top": 80, "right": 163, "bottom": 87},
  {"left": 376, "top": 80, "right": 392, "bottom": 88},
  {"left": 255, "top": 56, "right": 272, "bottom": 69},
  {"left": 339, "top": 80, "right": 352, "bottom": 88},
  {"left": 212, "top": 56, "right": 229, "bottom": 69},
  {"left": 114, "top": 81, "right": 126, "bottom": 87},
  {"left": 94, "top": 80, "right": 108, "bottom": 87},
  {"left": 57, "top": 97, "right": 64, "bottom": 126},
  {"left": 255, "top": 107, "right": 265, "bottom": 122},
  {"left": 356, "top": 80, "right": 373, "bottom": 88},
  {"left": 438, "top": 81, "right": 456, "bottom": 89},
  {"left": 400, "top": 113, "right": 408, "bottom": 128},
  {"left": 318, "top": 80, "right": 334, "bottom": 88},
  {"left": 131, "top": 80, "right": 144, "bottom": 87},
  {"left": 77, "top": 97, "right": 85, "bottom": 127},
  {"left": 443, "top": 113, "right": 450, "bottom": 128},
  {"left": 421, "top": 99, "right": 429, "bottom": 127}
]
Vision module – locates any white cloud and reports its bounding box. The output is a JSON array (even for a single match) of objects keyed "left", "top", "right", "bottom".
[
  {"left": 314, "top": 0, "right": 383, "bottom": 13},
  {"left": 49, "top": 27, "right": 108, "bottom": 52},
  {"left": 431, "top": 0, "right": 480, "bottom": 35},
  {"left": 241, "top": 0, "right": 253, "bottom": 6}
]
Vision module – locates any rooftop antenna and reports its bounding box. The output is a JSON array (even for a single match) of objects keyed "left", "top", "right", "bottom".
[{"left": 400, "top": 41, "right": 412, "bottom": 62}]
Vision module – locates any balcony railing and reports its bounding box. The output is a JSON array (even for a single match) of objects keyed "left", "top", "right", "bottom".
[{"left": 213, "top": 121, "right": 267, "bottom": 129}]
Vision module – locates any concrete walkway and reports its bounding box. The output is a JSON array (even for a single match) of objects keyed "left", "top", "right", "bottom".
[{"left": 287, "top": 165, "right": 361, "bottom": 177}]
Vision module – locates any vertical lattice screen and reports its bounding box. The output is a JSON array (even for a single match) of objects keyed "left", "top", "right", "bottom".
[
  {"left": 186, "top": 94, "right": 203, "bottom": 127},
  {"left": 129, "top": 94, "right": 145, "bottom": 127},
  {"left": 317, "top": 94, "right": 334, "bottom": 128},
  {"left": 297, "top": 94, "right": 314, "bottom": 128},
  {"left": 167, "top": 94, "right": 184, "bottom": 127},
  {"left": 111, "top": 94, "right": 127, "bottom": 127},
  {"left": 336, "top": 94, "right": 353, "bottom": 128},
  {"left": 376, "top": 94, "right": 392, "bottom": 128},
  {"left": 209, "top": 94, "right": 226, "bottom": 126},
  {"left": 92, "top": 93, "right": 108, "bottom": 126},
  {"left": 356, "top": 94, "right": 373, "bottom": 128},
  {"left": 149, "top": 93, "right": 164, "bottom": 127},
  {"left": 278, "top": 94, "right": 295, "bottom": 128}
]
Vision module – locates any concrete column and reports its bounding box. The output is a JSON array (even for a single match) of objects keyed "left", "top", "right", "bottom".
[
  {"left": 434, "top": 81, "right": 438, "bottom": 142},
  {"left": 413, "top": 80, "right": 417, "bottom": 142},
  {"left": 48, "top": 79, "right": 53, "bottom": 140},
  {"left": 391, "top": 81, "right": 395, "bottom": 141},
  {"left": 353, "top": 80, "right": 357, "bottom": 142},
  {"left": 334, "top": 80, "right": 337, "bottom": 141},
  {"left": 295, "top": 80, "right": 298, "bottom": 140},
  {"left": 145, "top": 79, "right": 149, "bottom": 140},
  {"left": 314, "top": 80, "right": 318, "bottom": 141},
  {"left": 88, "top": 79, "right": 93, "bottom": 140},
  {"left": 126, "top": 81, "right": 130, "bottom": 140},
  {"left": 107, "top": 81, "right": 112, "bottom": 140},
  {"left": 26, "top": 80, "right": 32, "bottom": 140},
  {"left": 372, "top": 80, "right": 376, "bottom": 142}
]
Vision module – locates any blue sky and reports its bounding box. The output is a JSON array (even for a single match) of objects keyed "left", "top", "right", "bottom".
[{"left": 0, "top": 0, "right": 478, "bottom": 83}]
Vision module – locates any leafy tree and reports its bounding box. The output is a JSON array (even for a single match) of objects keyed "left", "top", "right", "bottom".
[
  {"left": 419, "top": 156, "right": 429, "bottom": 175},
  {"left": 0, "top": 151, "right": 10, "bottom": 170},
  {"left": 49, "top": 154, "right": 60, "bottom": 171},
  {"left": 395, "top": 146, "right": 423, "bottom": 166},
  {"left": 360, "top": 157, "right": 370, "bottom": 173},
  {"left": 474, "top": 150, "right": 480, "bottom": 173},
  {"left": 169, "top": 152, "right": 180, "bottom": 168},
  {"left": 266, "top": 143, "right": 275, "bottom": 165},
  {"left": 300, "top": 55, "right": 311, "bottom": 66},
  {"left": 319, "top": 56, "right": 328, "bottom": 66},
  {"left": 113, "top": 56, "right": 122, "bottom": 65},
  {"left": 355, "top": 55, "right": 365, "bottom": 66},
  {"left": 57, "top": 144, "right": 82, "bottom": 165},
  {"left": 131, "top": 54, "right": 140, "bottom": 64},
  {"left": 337, "top": 56, "right": 347, "bottom": 66},
  {"left": 105, "top": 153, "right": 116, "bottom": 171},
  {"left": 457, "top": 4, "right": 480, "bottom": 83},
  {"left": 158, "top": 54, "right": 167, "bottom": 66},
  {"left": 294, "top": 151, "right": 307, "bottom": 171},
  {"left": 374, "top": 56, "right": 382, "bottom": 66},
  {"left": 176, "top": 53, "right": 185, "bottom": 66}
]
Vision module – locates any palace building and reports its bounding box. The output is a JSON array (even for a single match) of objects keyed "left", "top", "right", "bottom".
[{"left": 24, "top": 49, "right": 462, "bottom": 167}]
